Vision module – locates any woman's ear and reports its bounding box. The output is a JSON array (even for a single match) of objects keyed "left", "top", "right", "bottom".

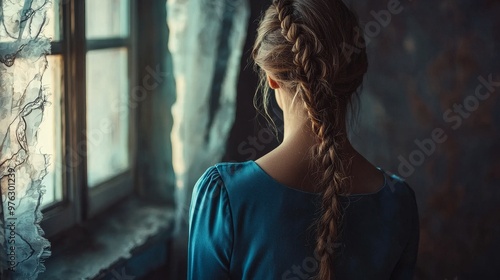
[{"left": 267, "top": 75, "right": 280, "bottom": 90}]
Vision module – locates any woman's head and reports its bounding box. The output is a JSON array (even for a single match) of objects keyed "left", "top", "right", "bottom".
[
  {"left": 252, "top": 0, "right": 368, "bottom": 279},
  {"left": 253, "top": 0, "right": 368, "bottom": 122}
]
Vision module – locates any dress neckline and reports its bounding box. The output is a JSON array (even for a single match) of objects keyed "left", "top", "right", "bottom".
[{"left": 249, "top": 160, "right": 388, "bottom": 197}]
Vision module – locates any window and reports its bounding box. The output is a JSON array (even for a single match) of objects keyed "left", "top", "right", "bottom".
[{"left": 41, "top": 0, "right": 136, "bottom": 236}]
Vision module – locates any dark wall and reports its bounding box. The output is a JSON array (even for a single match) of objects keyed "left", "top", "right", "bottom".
[
  {"left": 225, "top": 0, "right": 500, "bottom": 279},
  {"left": 351, "top": 1, "right": 500, "bottom": 279},
  {"left": 223, "top": 0, "right": 283, "bottom": 163}
]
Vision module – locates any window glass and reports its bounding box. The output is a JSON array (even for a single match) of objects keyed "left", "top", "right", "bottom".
[
  {"left": 45, "top": 0, "right": 61, "bottom": 41},
  {"left": 86, "top": 0, "right": 130, "bottom": 39},
  {"left": 86, "top": 48, "right": 130, "bottom": 187},
  {"left": 40, "top": 55, "right": 64, "bottom": 207}
]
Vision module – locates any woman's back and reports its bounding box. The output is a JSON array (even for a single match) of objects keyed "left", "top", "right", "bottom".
[
  {"left": 188, "top": 161, "right": 419, "bottom": 279},
  {"left": 188, "top": 0, "right": 420, "bottom": 278}
]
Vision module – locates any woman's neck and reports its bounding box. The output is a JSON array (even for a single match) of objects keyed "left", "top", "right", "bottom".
[{"left": 280, "top": 100, "right": 353, "bottom": 156}]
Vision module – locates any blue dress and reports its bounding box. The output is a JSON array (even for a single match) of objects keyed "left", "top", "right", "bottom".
[{"left": 188, "top": 161, "right": 419, "bottom": 280}]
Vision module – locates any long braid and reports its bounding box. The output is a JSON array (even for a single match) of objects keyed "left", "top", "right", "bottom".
[
  {"left": 274, "top": 1, "right": 353, "bottom": 279},
  {"left": 254, "top": 1, "right": 368, "bottom": 279}
]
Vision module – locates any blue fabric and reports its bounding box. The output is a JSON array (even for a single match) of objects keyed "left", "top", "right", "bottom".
[{"left": 188, "top": 161, "right": 419, "bottom": 280}]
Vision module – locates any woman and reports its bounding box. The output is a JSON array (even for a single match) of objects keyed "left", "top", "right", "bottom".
[{"left": 188, "top": 0, "right": 419, "bottom": 279}]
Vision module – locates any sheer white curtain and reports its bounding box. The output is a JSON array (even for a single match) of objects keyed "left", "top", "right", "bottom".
[
  {"left": 167, "top": 0, "right": 250, "bottom": 231},
  {"left": 0, "top": 0, "right": 52, "bottom": 279}
]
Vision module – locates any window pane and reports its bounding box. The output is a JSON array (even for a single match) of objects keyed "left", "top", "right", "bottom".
[
  {"left": 46, "top": 0, "right": 61, "bottom": 41},
  {"left": 86, "top": 48, "right": 129, "bottom": 187},
  {"left": 86, "top": 0, "right": 129, "bottom": 39},
  {"left": 40, "top": 55, "right": 63, "bottom": 207}
]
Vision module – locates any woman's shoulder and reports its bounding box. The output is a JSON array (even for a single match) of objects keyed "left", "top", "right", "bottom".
[
  {"left": 190, "top": 163, "right": 248, "bottom": 224},
  {"left": 193, "top": 161, "right": 274, "bottom": 215},
  {"left": 195, "top": 161, "right": 261, "bottom": 191},
  {"left": 381, "top": 171, "right": 417, "bottom": 199},
  {"left": 376, "top": 170, "right": 418, "bottom": 215},
  {"left": 213, "top": 160, "right": 254, "bottom": 175}
]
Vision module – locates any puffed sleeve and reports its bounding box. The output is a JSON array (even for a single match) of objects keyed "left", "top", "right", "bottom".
[
  {"left": 188, "top": 166, "right": 233, "bottom": 280},
  {"left": 390, "top": 186, "right": 420, "bottom": 280}
]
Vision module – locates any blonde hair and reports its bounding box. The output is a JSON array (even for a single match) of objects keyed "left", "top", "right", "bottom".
[{"left": 252, "top": 0, "right": 368, "bottom": 279}]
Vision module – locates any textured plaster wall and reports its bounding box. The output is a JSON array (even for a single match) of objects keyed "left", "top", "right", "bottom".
[{"left": 350, "top": 1, "right": 500, "bottom": 278}]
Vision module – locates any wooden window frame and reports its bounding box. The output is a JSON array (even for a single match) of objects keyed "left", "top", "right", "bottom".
[{"left": 41, "top": 0, "right": 138, "bottom": 237}]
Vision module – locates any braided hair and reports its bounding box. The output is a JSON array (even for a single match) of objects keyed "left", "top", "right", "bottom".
[{"left": 252, "top": 0, "right": 368, "bottom": 279}]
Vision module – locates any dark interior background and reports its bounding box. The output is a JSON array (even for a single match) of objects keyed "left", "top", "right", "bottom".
[
  {"left": 223, "top": 0, "right": 283, "bottom": 163},
  {"left": 223, "top": 0, "right": 500, "bottom": 279}
]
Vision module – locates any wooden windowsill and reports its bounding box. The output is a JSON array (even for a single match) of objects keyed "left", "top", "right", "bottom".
[{"left": 42, "top": 197, "right": 175, "bottom": 279}]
